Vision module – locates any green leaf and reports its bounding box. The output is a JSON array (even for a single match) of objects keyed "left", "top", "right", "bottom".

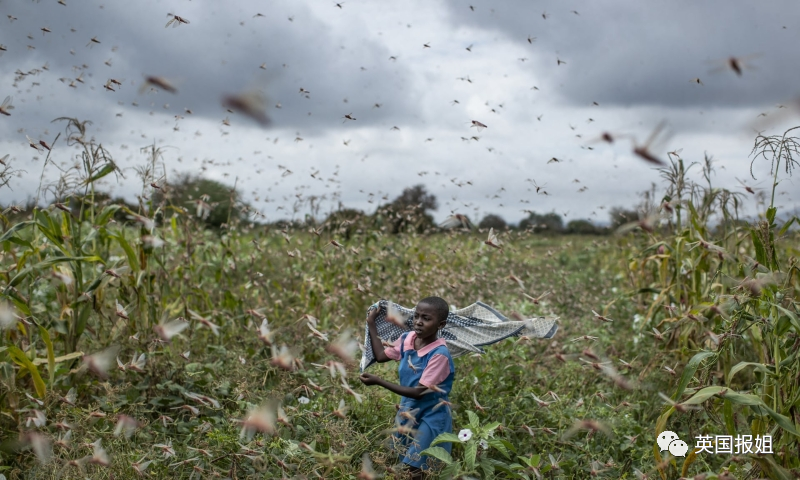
[
  {"left": 682, "top": 386, "right": 800, "bottom": 437},
  {"left": 82, "top": 163, "right": 117, "bottom": 185},
  {"left": 7, "top": 236, "right": 32, "bottom": 249},
  {"left": 419, "top": 446, "right": 452, "bottom": 465},
  {"left": 766, "top": 206, "right": 777, "bottom": 225},
  {"left": 440, "top": 461, "right": 460, "bottom": 479},
  {"left": 7, "top": 345, "right": 46, "bottom": 398},
  {"left": 751, "top": 452, "right": 794, "bottom": 480},
  {"left": 75, "top": 306, "right": 91, "bottom": 340},
  {"left": 38, "top": 255, "right": 104, "bottom": 268},
  {"left": 727, "top": 362, "right": 772, "bottom": 385},
  {"left": 479, "top": 458, "right": 495, "bottom": 478},
  {"left": 463, "top": 441, "right": 477, "bottom": 471},
  {"left": 722, "top": 399, "right": 736, "bottom": 436},
  {"left": 35, "top": 210, "right": 68, "bottom": 255},
  {"left": 517, "top": 454, "right": 541, "bottom": 467},
  {"left": 467, "top": 410, "right": 480, "bottom": 429},
  {"left": 38, "top": 325, "right": 56, "bottom": 387},
  {"left": 775, "top": 315, "right": 792, "bottom": 337},
  {"left": 751, "top": 229, "right": 768, "bottom": 266},
  {"left": 83, "top": 275, "right": 104, "bottom": 293},
  {"left": 778, "top": 217, "right": 796, "bottom": 236},
  {"left": 430, "top": 433, "right": 462, "bottom": 447},
  {"left": 111, "top": 232, "right": 140, "bottom": 273},
  {"left": 96, "top": 204, "right": 121, "bottom": 226},
  {"left": 487, "top": 439, "right": 511, "bottom": 459},
  {"left": 761, "top": 406, "right": 800, "bottom": 437},
  {"left": 682, "top": 386, "right": 727, "bottom": 404},
  {"left": 482, "top": 421, "right": 501, "bottom": 435},
  {"left": 768, "top": 229, "right": 779, "bottom": 270},
  {"left": 6, "top": 266, "right": 33, "bottom": 289},
  {"left": 779, "top": 350, "right": 799, "bottom": 368},
  {"left": 7, "top": 256, "right": 103, "bottom": 292},
  {"left": 32, "top": 351, "right": 83, "bottom": 365},
  {"left": 498, "top": 439, "right": 516, "bottom": 454},
  {"left": 8, "top": 294, "right": 30, "bottom": 315},
  {"left": 775, "top": 305, "right": 800, "bottom": 333},
  {"left": 673, "top": 351, "right": 715, "bottom": 401},
  {"left": 687, "top": 201, "right": 704, "bottom": 235},
  {"left": 0, "top": 220, "right": 34, "bottom": 243}
]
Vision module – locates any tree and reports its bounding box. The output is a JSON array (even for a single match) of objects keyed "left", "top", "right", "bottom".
[
  {"left": 377, "top": 184, "right": 438, "bottom": 234},
  {"left": 518, "top": 211, "right": 563, "bottom": 234},
  {"left": 566, "top": 219, "right": 603, "bottom": 235},
  {"left": 323, "top": 207, "right": 366, "bottom": 240},
  {"left": 609, "top": 207, "right": 640, "bottom": 230},
  {"left": 478, "top": 214, "right": 507, "bottom": 230},
  {"left": 153, "top": 173, "right": 244, "bottom": 229},
  {"left": 391, "top": 184, "right": 437, "bottom": 212}
]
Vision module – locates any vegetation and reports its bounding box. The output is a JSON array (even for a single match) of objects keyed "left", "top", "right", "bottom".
[
  {"left": 478, "top": 214, "right": 507, "bottom": 231},
  {"left": 374, "top": 184, "right": 439, "bottom": 234},
  {"left": 518, "top": 211, "right": 565, "bottom": 234},
  {"left": 0, "top": 120, "right": 798, "bottom": 479},
  {"left": 152, "top": 172, "right": 246, "bottom": 230}
]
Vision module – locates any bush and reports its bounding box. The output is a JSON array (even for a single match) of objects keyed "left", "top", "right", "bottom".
[
  {"left": 377, "top": 184, "right": 438, "bottom": 234},
  {"left": 323, "top": 207, "right": 366, "bottom": 240},
  {"left": 565, "top": 219, "right": 603, "bottom": 235},
  {"left": 518, "top": 211, "right": 563, "bottom": 234},
  {"left": 608, "top": 207, "right": 639, "bottom": 230},
  {"left": 478, "top": 214, "right": 507, "bottom": 230},
  {"left": 153, "top": 173, "right": 245, "bottom": 229}
]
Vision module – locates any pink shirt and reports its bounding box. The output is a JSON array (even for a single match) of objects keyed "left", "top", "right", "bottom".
[{"left": 384, "top": 332, "right": 451, "bottom": 388}]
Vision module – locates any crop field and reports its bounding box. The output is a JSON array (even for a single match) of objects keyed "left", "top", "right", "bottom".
[{"left": 0, "top": 122, "right": 798, "bottom": 480}]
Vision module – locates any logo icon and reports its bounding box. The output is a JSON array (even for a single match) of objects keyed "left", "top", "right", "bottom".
[{"left": 656, "top": 430, "right": 688, "bottom": 457}]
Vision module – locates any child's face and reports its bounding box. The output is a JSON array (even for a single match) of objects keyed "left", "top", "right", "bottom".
[{"left": 413, "top": 302, "right": 445, "bottom": 340}]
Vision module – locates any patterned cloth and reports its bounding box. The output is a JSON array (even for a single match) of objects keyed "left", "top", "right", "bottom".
[{"left": 360, "top": 299, "right": 559, "bottom": 372}]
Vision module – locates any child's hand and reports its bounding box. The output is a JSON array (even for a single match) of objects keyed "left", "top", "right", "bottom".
[
  {"left": 359, "top": 373, "right": 380, "bottom": 386},
  {"left": 367, "top": 307, "right": 380, "bottom": 322}
]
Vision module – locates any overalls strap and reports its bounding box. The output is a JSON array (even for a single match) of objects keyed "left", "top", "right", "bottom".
[{"left": 397, "top": 332, "right": 409, "bottom": 356}]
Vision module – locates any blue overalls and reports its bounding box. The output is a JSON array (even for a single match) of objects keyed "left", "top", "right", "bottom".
[{"left": 393, "top": 332, "right": 456, "bottom": 470}]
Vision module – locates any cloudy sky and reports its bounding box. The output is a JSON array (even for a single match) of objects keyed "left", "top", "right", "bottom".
[{"left": 1, "top": 0, "right": 799, "bottom": 226}]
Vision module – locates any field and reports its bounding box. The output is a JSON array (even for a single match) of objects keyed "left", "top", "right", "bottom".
[{"left": 1, "top": 130, "right": 800, "bottom": 480}]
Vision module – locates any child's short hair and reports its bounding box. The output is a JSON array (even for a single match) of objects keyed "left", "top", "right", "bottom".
[{"left": 418, "top": 296, "right": 449, "bottom": 323}]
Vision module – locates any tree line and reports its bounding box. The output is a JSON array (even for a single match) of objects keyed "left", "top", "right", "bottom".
[{"left": 1, "top": 175, "right": 644, "bottom": 236}]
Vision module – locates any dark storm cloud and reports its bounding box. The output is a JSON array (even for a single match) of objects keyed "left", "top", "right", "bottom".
[
  {"left": 0, "top": 0, "right": 417, "bottom": 138},
  {"left": 443, "top": 0, "right": 800, "bottom": 108}
]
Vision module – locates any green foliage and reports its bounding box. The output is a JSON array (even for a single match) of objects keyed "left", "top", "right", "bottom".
[
  {"left": 376, "top": 184, "right": 438, "bottom": 234},
  {"left": 518, "top": 211, "right": 563, "bottom": 233},
  {"left": 608, "top": 206, "right": 640, "bottom": 230},
  {"left": 565, "top": 218, "right": 603, "bottom": 235},
  {"left": 422, "top": 410, "right": 514, "bottom": 479},
  {"left": 153, "top": 172, "right": 244, "bottom": 229},
  {"left": 322, "top": 207, "right": 366, "bottom": 240},
  {"left": 632, "top": 130, "right": 800, "bottom": 478},
  {"left": 478, "top": 213, "right": 506, "bottom": 231}
]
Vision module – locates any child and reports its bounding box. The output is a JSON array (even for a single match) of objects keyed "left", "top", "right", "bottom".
[{"left": 359, "top": 296, "right": 454, "bottom": 478}]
